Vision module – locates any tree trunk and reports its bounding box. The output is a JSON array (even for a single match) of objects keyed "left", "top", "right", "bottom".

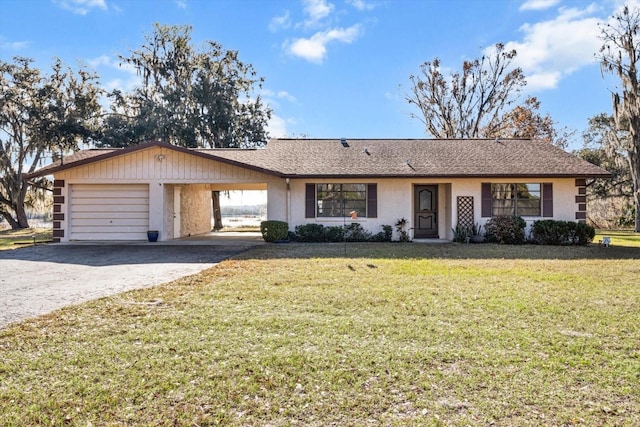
[
  {"left": 15, "top": 202, "right": 30, "bottom": 229},
  {"left": 0, "top": 194, "right": 30, "bottom": 229},
  {"left": 634, "top": 189, "right": 640, "bottom": 233},
  {"left": 212, "top": 191, "right": 223, "bottom": 230}
]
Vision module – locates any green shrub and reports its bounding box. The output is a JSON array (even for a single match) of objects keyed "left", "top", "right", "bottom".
[
  {"left": 291, "top": 223, "right": 392, "bottom": 243},
  {"left": 325, "top": 226, "right": 345, "bottom": 242},
  {"left": 571, "top": 222, "right": 596, "bottom": 245},
  {"left": 344, "top": 223, "right": 373, "bottom": 242},
  {"left": 371, "top": 224, "right": 393, "bottom": 242},
  {"left": 531, "top": 220, "right": 570, "bottom": 245},
  {"left": 259, "top": 220, "right": 289, "bottom": 242},
  {"left": 485, "top": 215, "right": 526, "bottom": 245},
  {"left": 294, "top": 223, "right": 327, "bottom": 242},
  {"left": 532, "top": 220, "right": 595, "bottom": 246}
]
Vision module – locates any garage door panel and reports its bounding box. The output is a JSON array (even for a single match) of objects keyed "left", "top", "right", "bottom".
[
  {"left": 70, "top": 211, "right": 149, "bottom": 220},
  {"left": 71, "top": 204, "right": 148, "bottom": 213},
  {"left": 68, "top": 231, "right": 148, "bottom": 240},
  {"left": 70, "top": 184, "right": 149, "bottom": 241},
  {"left": 71, "top": 197, "right": 148, "bottom": 206},
  {"left": 71, "top": 218, "right": 150, "bottom": 227},
  {"left": 72, "top": 225, "right": 148, "bottom": 234},
  {"left": 71, "top": 191, "right": 149, "bottom": 199}
]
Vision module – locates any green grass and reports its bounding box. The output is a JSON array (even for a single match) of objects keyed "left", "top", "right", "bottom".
[
  {"left": 594, "top": 229, "right": 640, "bottom": 248},
  {"left": 0, "top": 228, "right": 52, "bottom": 250},
  {"left": 1, "top": 240, "right": 639, "bottom": 425}
]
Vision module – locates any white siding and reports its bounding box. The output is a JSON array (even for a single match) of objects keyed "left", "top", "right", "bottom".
[{"left": 69, "top": 184, "right": 149, "bottom": 240}]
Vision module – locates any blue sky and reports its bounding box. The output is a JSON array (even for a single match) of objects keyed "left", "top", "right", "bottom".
[{"left": 0, "top": 0, "right": 633, "bottom": 150}]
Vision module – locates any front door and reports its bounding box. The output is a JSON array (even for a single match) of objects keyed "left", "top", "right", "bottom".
[
  {"left": 414, "top": 185, "right": 438, "bottom": 238},
  {"left": 173, "top": 186, "right": 181, "bottom": 239}
]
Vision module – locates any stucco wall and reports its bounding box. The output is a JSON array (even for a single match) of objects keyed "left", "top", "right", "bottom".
[
  {"left": 179, "top": 184, "right": 211, "bottom": 237},
  {"left": 285, "top": 177, "right": 581, "bottom": 241}
]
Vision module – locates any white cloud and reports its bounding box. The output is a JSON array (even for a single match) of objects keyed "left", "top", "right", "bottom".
[
  {"left": 87, "top": 55, "right": 141, "bottom": 91},
  {"left": 520, "top": 0, "right": 561, "bottom": 11},
  {"left": 502, "top": 5, "right": 603, "bottom": 91},
  {"left": 276, "top": 90, "right": 297, "bottom": 103},
  {"left": 175, "top": 0, "right": 187, "bottom": 9},
  {"left": 269, "top": 11, "right": 291, "bottom": 32},
  {"left": 262, "top": 89, "right": 298, "bottom": 108},
  {"left": 301, "top": 0, "right": 334, "bottom": 29},
  {"left": 287, "top": 24, "right": 362, "bottom": 63},
  {"left": 267, "top": 114, "right": 289, "bottom": 138},
  {"left": 0, "top": 38, "right": 31, "bottom": 50},
  {"left": 346, "top": 0, "right": 377, "bottom": 11},
  {"left": 53, "top": 0, "right": 107, "bottom": 15}
]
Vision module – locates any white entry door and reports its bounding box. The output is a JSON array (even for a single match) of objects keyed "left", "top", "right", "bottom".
[{"left": 173, "top": 186, "right": 181, "bottom": 238}]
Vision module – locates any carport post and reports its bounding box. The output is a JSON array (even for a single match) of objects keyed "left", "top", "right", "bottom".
[{"left": 148, "top": 182, "right": 165, "bottom": 240}]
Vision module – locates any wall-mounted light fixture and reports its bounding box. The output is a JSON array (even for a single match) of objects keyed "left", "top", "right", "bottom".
[{"left": 156, "top": 154, "right": 165, "bottom": 162}]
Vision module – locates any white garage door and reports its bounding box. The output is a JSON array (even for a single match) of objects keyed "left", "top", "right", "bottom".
[{"left": 70, "top": 184, "right": 150, "bottom": 241}]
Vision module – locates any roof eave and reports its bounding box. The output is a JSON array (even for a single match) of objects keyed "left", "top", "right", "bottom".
[
  {"left": 281, "top": 172, "right": 613, "bottom": 179},
  {"left": 25, "top": 141, "right": 285, "bottom": 179}
]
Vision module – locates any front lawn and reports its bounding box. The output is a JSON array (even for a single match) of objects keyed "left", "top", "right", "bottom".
[
  {"left": 594, "top": 229, "right": 640, "bottom": 248},
  {"left": 0, "top": 228, "right": 52, "bottom": 251},
  {"left": 1, "top": 241, "right": 639, "bottom": 426}
]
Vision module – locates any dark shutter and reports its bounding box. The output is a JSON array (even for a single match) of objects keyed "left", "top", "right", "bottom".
[
  {"left": 367, "top": 184, "right": 377, "bottom": 218},
  {"left": 543, "top": 183, "right": 553, "bottom": 217},
  {"left": 481, "top": 183, "right": 492, "bottom": 217},
  {"left": 305, "top": 183, "right": 315, "bottom": 218}
]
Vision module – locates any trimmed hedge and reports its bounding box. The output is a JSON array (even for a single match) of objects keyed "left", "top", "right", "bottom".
[
  {"left": 484, "top": 215, "right": 527, "bottom": 245},
  {"left": 290, "top": 223, "right": 392, "bottom": 243},
  {"left": 531, "top": 220, "right": 595, "bottom": 246},
  {"left": 260, "top": 220, "right": 289, "bottom": 242}
]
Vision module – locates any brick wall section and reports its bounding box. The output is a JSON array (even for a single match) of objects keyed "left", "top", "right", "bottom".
[
  {"left": 575, "top": 179, "right": 587, "bottom": 223},
  {"left": 52, "top": 180, "right": 65, "bottom": 242}
]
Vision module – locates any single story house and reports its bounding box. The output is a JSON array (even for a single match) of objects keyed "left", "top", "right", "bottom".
[{"left": 27, "top": 138, "right": 611, "bottom": 242}]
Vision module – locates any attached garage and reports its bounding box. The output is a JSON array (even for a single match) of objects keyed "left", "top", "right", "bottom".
[{"left": 69, "top": 184, "right": 150, "bottom": 240}]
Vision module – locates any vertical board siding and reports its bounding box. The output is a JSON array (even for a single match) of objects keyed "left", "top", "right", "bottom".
[{"left": 59, "top": 148, "right": 269, "bottom": 182}]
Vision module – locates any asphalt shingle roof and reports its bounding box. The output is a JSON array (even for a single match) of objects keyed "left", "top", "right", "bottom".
[{"left": 28, "top": 138, "right": 611, "bottom": 179}]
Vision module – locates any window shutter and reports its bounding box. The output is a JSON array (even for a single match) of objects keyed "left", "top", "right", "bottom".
[
  {"left": 367, "top": 184, "right": 377, "bottom": 218},
  {"left": 305, "top": 183, "right": 315, "bottom": 218},
  {"left": 543, "top": 183, "right": 553, "bottom": 217},
  {"left": 481, "top": 183, "right": 492, "bottom": 217}
]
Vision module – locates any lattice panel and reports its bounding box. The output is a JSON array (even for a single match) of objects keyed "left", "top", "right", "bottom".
[{"left": 457, "top": 196, "right": 474, "bottom": 228}]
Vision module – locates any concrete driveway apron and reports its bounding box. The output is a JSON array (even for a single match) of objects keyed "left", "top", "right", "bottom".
[{"left": 0, "top": 241, "right": 258, "bottom": 328}]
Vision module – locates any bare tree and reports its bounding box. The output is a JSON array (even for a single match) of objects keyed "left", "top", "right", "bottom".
[
  {"left": 599, "top": 5, "right": 640, "bottom": 232},
  {"left": 406, "top": 43, "right": 529, "bottom": 138}
]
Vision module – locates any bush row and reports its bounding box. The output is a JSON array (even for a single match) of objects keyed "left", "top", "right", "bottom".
[
  {"left": 291, "top": 223, "right": 393, "bottom": 242},
  {"left": 530, "top": 219, "right": 596, "bottom": 245},
  {"left": 263, "top": 218, "right": 596, "bottom": 246},
  {"left": 260, "top": 221, "right": 393, "bottom": 243},
  {"left": 482, "top": 216, "right": 595, "bottom": 245}
]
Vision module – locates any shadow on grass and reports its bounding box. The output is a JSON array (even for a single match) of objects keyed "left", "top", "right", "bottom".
[{"left": 236, "top": 242, "right": 640, "bottom": 261}]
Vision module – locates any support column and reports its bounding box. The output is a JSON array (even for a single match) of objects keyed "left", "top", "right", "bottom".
[{"left": 148, "top": 181, "right": 165, "bottom": 240}]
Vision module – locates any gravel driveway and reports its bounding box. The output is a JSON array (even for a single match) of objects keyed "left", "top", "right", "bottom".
[{"left": 0, "top": 242, "right": 258, "bottom": 328}]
